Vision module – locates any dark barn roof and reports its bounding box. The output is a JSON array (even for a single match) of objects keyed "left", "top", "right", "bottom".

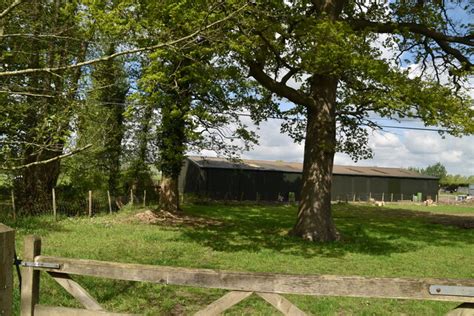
[{"left": 187, "top": 156, "right": 438, "bottom": 180}]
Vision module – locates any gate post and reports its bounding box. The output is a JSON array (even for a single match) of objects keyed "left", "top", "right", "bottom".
[
  {"left": 0, "top": 224, "right": 14, "bottom": 316},
  {"left": 20, "top": 236, "right": 41, "bottom": 316}
]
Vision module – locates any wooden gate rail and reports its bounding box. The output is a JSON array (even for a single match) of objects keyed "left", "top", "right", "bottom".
[
  {"left": 17, "top": 235, "right": 474, "bottom": 316},
  {"left": 32, "top": 255, "right": 474, "bottom": 302}
]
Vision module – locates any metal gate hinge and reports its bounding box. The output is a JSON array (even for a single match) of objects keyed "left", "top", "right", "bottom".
[
  {"left": 21, "top": 261, "right": 61, "bottom": 269},
  {"left": 429, "top": 285, "right": 474, "bottom": 297}
]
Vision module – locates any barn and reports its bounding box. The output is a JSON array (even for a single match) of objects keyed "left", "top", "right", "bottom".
[{"left": 178, "top": 156, "right": 439, "bottom": 202}]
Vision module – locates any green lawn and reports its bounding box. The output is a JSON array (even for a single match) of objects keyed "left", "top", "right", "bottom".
[
  {"left": 3, "top": 203, "right": 473, "bottom": 315},
  {"left": 383, "top": 202, "right": 474, "bottom": 215}
]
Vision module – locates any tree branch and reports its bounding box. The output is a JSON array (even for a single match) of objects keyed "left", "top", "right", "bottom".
[
  {"left": 0, "top": 0, "right": 24, "bottom": 20},
  {"left": 0, "top": 89, "right": 54, "bottom": 98},
  {"left": 0, "top": 144, "right": 92, "bottom": 171},
  {"left": 247, "top": 61, "right": 314, "bottom": 108},
  {"left": 281, "top": 68, "right": 300, "bottom": 84},
  {"left": 349, "top": 19, "right": 473, "bottom": 71},
  {"left": 349, "top": 19, "right": 474, "bottom": 46},
  {"left": 433, "top": 38, "right": 472, "bottom": 71},
  {"left": 0, "top": 3, "right": 248, "bottom": 77}
]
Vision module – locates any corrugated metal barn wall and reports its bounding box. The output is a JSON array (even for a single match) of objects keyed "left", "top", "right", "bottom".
[
  {"left": 204, "top": 169, "right": 302, "bottom": 201},
  {"left": 179, "top": 162, "right": 302, "bottom": 201},
  {"left": 179, "top": 161, "right": 439, "bottom": 202},
  {"left": 331, "top": 175, "right": 438, "bottom": 201}
]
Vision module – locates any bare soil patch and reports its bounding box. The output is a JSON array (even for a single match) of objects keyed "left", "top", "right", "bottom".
[
  {"left": 385, "top": 208, "right": 474, "bottom": 229},
  {"left": 428, "top": 214, "right": 474, "bottom": 229},
  {"left": 134, "top": 210, "right": 223, "bottom": 228}
]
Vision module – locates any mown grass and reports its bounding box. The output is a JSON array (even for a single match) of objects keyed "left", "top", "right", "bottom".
[
  {"left": 2, "top": 202, "right": 473, "bottom": 315},
  {"left": 384, "top": 202, "right": 474, "bottom": 215}
]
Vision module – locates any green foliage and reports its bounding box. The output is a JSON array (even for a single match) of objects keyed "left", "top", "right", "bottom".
[
  {"left": 441, "top": 174, "right": 474, "bottom": 187},
  {"left": 64, "top": 44, "right": 130, "bottom": 196},
  {"left": 409, "top": 163, "right": 473, "bottom": 187},
  {"left": 409, "top": 162, "right": 447, "bottom": 180},
  {"left": 0, "top": 0, "right": 97, "bottom": 213},
  {"left": 424, "top": 163, "right": 448, "bottom": 179},
  {"left": 0, "top": 0, "right": 88, "bottom": 168},
  {"left": 136, "top": 1, "right": 266, "bottom": 179},
  {"left": 220, "top": 0, "right": 474, "bottom": 160}
]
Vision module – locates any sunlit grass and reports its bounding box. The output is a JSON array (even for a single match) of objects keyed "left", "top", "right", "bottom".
[
  {"left": 383, "top": 202, "right": 474, "bottom": 214},
  {"left": 3, "top": 202, "right": 473, "bottom": 315}
]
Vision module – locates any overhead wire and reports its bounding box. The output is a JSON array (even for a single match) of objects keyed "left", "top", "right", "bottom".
[
  {"left": 0, "top": 92, "right": 454, "bottom": 133},
  {"left": 71, "top": 101, "right": 457, "bottom": 133}
]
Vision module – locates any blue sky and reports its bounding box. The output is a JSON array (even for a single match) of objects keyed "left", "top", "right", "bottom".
[{"left": 199, "top": 3, "right": 474, "bottom": 176}]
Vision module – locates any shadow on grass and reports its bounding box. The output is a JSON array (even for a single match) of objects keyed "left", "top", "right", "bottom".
[
  {"left": 0, "top": 214, "right": 69, "bottom": 238},
  {"left": 179, "top": 203, "right": 473, "bottom": 258}
]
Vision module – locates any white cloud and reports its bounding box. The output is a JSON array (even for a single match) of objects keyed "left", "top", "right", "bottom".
[
  {"left": 335, "top": 130, "right": 474, "bottom": 175},
  {"left": 371, "top": 131, "right": 402, "bottom": 148},
  {"left": 230, "top": 122, "right": 474, "bottom": 176},
  {"left": 404, "top": 132, "right": 443, "bottom": 154},
  {"left": 189, "top": 113, "right": 473, "bottom": 177}
]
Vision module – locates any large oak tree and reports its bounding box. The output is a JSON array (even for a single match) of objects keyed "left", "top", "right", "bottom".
[{"left": 225, "top": 0, "right": 473, "bottom": 241}]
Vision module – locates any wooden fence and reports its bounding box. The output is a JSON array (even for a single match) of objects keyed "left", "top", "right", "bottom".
[{"left": 1, "top": 228, "right": 473, "bottom": 315}]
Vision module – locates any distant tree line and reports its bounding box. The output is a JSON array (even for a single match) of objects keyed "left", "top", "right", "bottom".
[{"left": 409, "top": 163, "right": 474, "bottom": 191}]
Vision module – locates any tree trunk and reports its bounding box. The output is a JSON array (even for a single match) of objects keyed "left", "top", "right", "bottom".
[
  {"left": 156, "top": 62, "right": 190, "bottom": 214},
  {"left": 106, "top": 103, "right": 124, "bottom": 197},
  {"left": 290, "top": 75, "right": 339, "bottom": 242},
  {"left": 159, "top": 176, "right": 180, "bottom": 213},
  {"left": 16, "top": 149, "right": 62, "bottom": 214}
]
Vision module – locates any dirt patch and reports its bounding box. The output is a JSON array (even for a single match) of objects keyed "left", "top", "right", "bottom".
[
  {"left": 170, "top": 303, "right": 185, "bottom": 316},
  {"left": 399, "top": 210, "right": 474, "bottom": 229},
  {"left": 134, "top": 210, "right": 223, "bottom": 228},
  {"left": 395, "top": 210, "right": 474, "bottom": 229},
  {"left": 429, "top": 215, "right": 474, "bottom": 229}
]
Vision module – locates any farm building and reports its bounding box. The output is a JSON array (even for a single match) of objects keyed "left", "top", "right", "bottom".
[{"left": 178, "top": 156, "right": 439, "bottom": 202}]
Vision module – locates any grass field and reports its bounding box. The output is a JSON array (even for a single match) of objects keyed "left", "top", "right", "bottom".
[
  {"left": 2, "top": 202, "right": 473, "bottom": 315},
  {"left": 384, "top": 202, "right": 474, "bottom": 215}
]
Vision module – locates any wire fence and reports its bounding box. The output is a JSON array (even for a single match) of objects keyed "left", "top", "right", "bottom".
[
  {"left": 333, "top": 192, "right": 433, "bottom": 203},
  {"left": 0, "top": 187, "right": 159, "bottom": 219},
  {"left": 0, "top": 190, "right": 471, "bottom": 219},
  {"left": 186, "top": 191, "right": 474, "bottom": 205},
  {"left": 328, "top": 193, "right": 470, "bottom": 204}
]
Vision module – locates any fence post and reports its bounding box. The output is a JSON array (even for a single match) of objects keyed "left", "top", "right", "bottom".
[
  {"left": 21, "top": 235, "right": 41, "bottom": 316},
  {"left": 401, "top": 193, "right": 403, "bottom": 201},
  {"left": 52, "top": 188, "right": 57, "bottom": 221},
  {"left": 382, "top": 192, "right": 384, "bottom": 202},
  {"left": 143, "top": 190, "right": 146, "bottom": 207},
  {"left": 352, "top": 193, "right": 356, "bottom": 202},
  {"left": 11, "top": 190, "right": 16, "bottom": 221},
  {"left": 107, "top": 190, "right": 112, "bottom": 214},
  {"left": 0, "top": 224, "right": 14, "bottom": 316},
  {"left": 435, "top": 194, "right": 438, "bottom": 204},
  {"left": 369, "top": 192, "right": 372, "bottom": 201},
  {"left": 130, "top": 189, "right": 134, "bottom": 205},
  {"left": 390, "top": 193, "right": 393, "bottom": 202},
  {"left": 88, "top": 191, "right": 92, "bottom": 217}
]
